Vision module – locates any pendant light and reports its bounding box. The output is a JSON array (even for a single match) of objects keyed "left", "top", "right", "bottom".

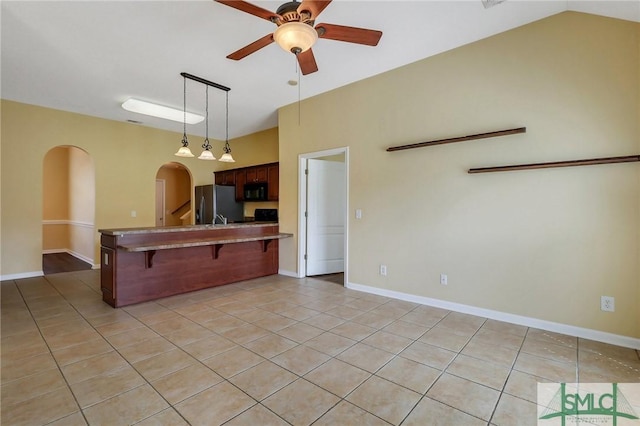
[
  {"left": 175, "top": 75, "right": 194, "bottom": 157},
  {"left": 198, "top": 86, "right": 216, "bottom": 160},
  {"left": 218, "top": 91, "right": 235, "bottom": 163}
]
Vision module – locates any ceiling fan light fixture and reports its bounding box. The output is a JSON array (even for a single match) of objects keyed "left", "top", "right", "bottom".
[{"left": 273, "top": 22, "right": 318, "bottom": 54}]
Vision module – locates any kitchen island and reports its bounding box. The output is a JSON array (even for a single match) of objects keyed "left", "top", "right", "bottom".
[{"left": 99, "top": 223, "right": 291, "bottom": 307}]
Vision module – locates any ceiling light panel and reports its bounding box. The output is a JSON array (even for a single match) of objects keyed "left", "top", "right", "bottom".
[{"left": 122, "top": 98, "right": 204, "bottom": 124}]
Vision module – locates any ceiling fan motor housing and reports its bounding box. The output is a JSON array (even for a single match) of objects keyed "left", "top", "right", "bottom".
[{"left": 276, "top": 1, "right": 313, "bottom": 25}]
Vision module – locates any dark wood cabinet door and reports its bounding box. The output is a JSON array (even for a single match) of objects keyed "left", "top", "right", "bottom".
[
  {"left": 215, "top": 170, "right": 235, "bottom": 186},
  {"left": 235, "top": 170, "right": 246, "bottom": 201},
  {"left": 267, "top": 164, "right": 279, "bottom": 201},
  {"left": 246, "top": 166, "right": 268, "bottom": 183}
]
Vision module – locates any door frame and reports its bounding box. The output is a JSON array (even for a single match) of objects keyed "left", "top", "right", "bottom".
[
  {"left": 155, "top": 179, "right": 166, "bottom": 227},
  {"left": 297, "top": 147, "right": 349, "bottom": 285}
]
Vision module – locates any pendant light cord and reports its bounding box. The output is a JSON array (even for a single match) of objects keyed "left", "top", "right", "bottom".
[{"left": 182, "top": 76, "right": 188, "bottom": 146}]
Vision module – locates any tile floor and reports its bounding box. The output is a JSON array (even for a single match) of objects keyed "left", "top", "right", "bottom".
[{"left": 1, "top": 270, "right": 639, "bottom": 425}]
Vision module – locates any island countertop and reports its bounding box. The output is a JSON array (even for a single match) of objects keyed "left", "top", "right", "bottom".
[
  {"left": 99, "top": 223, "right": 290, "bottom": 307},
  {"left": 99, "top": 222, "right": 278, "bottom": 236}
]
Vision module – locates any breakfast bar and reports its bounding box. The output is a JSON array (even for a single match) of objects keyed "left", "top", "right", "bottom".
[{"left": 99, "top": 223, "right": 291, "bottom": 307}]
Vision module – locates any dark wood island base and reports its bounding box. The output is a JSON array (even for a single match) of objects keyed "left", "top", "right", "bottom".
[{"left": 99, "top": 224, "right": 291, "bottom": 308}]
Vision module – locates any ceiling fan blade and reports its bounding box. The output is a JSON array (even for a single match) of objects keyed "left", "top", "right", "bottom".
[
  {"left": 297, "top": 0, "right": 332, "bottom": 20},
  {"left": 227, "top": 33, "right": 275, "bottom": 60},
  {"left": 316, "top": 23, "right": 382, "bottom": 46},
  {"left": 215, "top": 0, "right": 279, "bottom": 22},
  {"left": 297, "top": 49, "right": 318, "bottom": 75}
]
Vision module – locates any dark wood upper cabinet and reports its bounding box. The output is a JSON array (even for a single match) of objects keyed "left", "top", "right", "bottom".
[
  {"left": 215, "top": 162, "right": 278, "bottom": 202},
  {"left": 214, "top": 170, "right": 235, "bottom": 186}
]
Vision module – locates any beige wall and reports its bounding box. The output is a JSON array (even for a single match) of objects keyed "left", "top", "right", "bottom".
[
  {"left": 278, "top": 12, "right": 640, "bottom": 338},
  {"left": 1, "top": 101, "right": 278, "bottom": 276}
]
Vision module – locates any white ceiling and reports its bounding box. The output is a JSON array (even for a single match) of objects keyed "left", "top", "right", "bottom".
[{"left": 2, "top": 1, "right": 638, "bottom": 140}]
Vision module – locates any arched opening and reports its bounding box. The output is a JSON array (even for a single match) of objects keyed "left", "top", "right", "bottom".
[
  {"left": 156, "top": 162, "right": 192, "bottom": 226},
  {"left": 42, "top": 146, "right": 95, "bottom": 274}
]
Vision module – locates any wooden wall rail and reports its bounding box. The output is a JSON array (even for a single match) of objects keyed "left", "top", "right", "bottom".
[
  {"left": 387, "top": 127, "right": 526, "bottom": 152},
  {"left": 468, "top": 155, "right": 640, "bottom": 174}
]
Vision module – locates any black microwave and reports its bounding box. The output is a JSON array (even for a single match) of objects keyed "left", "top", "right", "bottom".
[{"left": 244, "top": 182, "right": 268, "bottom": 201}]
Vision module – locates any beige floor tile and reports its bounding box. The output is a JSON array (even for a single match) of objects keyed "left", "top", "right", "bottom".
[
  {"left": 362, "top": 331, "right": 413, "bottom": 354},
  {"left": 427, "top": 373, "right": 500, "bottom": 421},
  {"left": 175, "top": 381, "right": 256, "bottom": 425},
  {"left": 460, "top": 338, "right": 519, "bottom": 368},
  {"left": 402, "top": 396, "right": 486, "bottom": 426},
  {"left": 418, "top": 326, "right": 471, "bottom": 352},
  {"left": 70, "top": 365, "right": 146, "bottom": 408},
  {"left": 305, "top": 358, "right": 371, "bottom": 397},
  {"left": 83, "top": 384, "right": 169, "bottom": 425},
  {"left": 95, "top": 318, "right": 144, "bottom": 336},
  {"left": 52, "top": 337, "right": 114, "bottom": 366},
  {"left": 314, "top": 400, "right": 390, "bottom": 426},
  {"left": 181, "top": 334, "right": 237, "bottom": 361},
  {"left": 203, "top": 345, "right": 265, "bottom": 378},
  {"left": 280, "top": 306, "right": 320, "bottom": 321},
  {"left": 277, "top": 322, "right": 324, "bottom": 343},
  {"left": 330, "top": 321, "right": 377, "bottom": 341},
  {"left": 272, "top": 344, "right": 331, "bottom": 375},
  {"left": 491, "top": 393, "right": 538, "bottom": 426},
  {"left": 351, "top": 311, "right": 396, "bottom": 329},
  {"left": 45, "top": 411, "right": 88, "bottom": 426},
  {"left": 137, "top": 310, "right": 182, "bottom": 326},
  {"left": 472, "top": 328, "right": 525, "bottom": 350},
  {"left": 513, "top": 352, "right": 577, "bottom": 383},
  {"left": 399, "top": 341, "right": 456, "bottom": 370},
  {"left": 229, "top": 360, "right": 297, "bottom": 400},
  {"left": 1, "top": 386, "right": 79, "bottom": 426},
  {"left": 105, "top": 326, "right": 161, "bottom": 349},
  {"left": 258, "top": 300, "right": 299, "bottom": 314},
  {"left": 219, "top": 323, "right": 270, "bottom": 344},
  {"left": 577, "top": 349, "right": 640, "bottom": 382},
  {"left": 303, "top": 331, "right": 356, "bottom": 356},
  {"left": 521, "top": 338, "right": 578, "bottom": 364},
  {"left": 376, "top": 356, "right": 441, "bottom": 394},
  {"left": 302, "top": 312, "right": 346, "bottom": 331},
  {"left": 263, "top": 379, "right": 340, "bottom": 426},
  {"left": 133, "top": 348, "right": 198, "bottom": 381},
  {"left": 437, "top": 312, "right": 485, "bottom": 333},
  {"left": 225, "top": 404, "right": 289, "bottom": 426},
  {"left": 1, "top": 330, "right": 50, "bottom": 359},
  {"left": 62, "top": 351, "right": 130, "bottom": 384},
  {"left": 0, "top": 368, "right": 67, "bottom": 406},
  {"left": 503, "top": 370, "right": 552, "bottom": 403},
  {"left": 400, "top": 306, "right": 449, "bottom": 327},
  {"left": 337, "top": 343, "right": 395, "bottom": 373},
  {"left": 446, "top": 353, "right": 511, "bottom": 390},
  {"left": 163, "top": 325, "right": 215, "bottom": 346},
  {"left": 118, "top": 335, "right": 177, "bottom": 363},
  {"left": 134, "top": 408, "right": 189, "bottom": 425},
  {"left": 326, "top": 305, "right": 366, "bottom": 320},
  {"left": 243, "top": 333, "right": 298, "bottom": 358},
  {"left": 347, "top": 375, "right": 421, "bottom": 425},
  {"left": 253, "top": 313, "right": 298, "bottom": 332},
  {"left": 148, "top": 316, "right": 197, "bottom": 336},
  {"left": 579, "top": 338, "right": 640, "bottom": 362},
  {"left": 526, "top": 328, "right": 577, "bottom": 347},
  {"left": 481, "top": 319, "right": 528, "bottom": 337},
  {"left": 382, "top": 319, "right": 430, "bottom": 340},
  {"left": 151, "top": 363, "right": 222, "bottom": 404},
  {"left": 1, "top": 352, "right": 58, "bottom": 382}
]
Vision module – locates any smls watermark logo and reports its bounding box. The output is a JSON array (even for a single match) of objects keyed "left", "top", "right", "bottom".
[{"left": 538, "top": 383, "right": 640, "bottom": 426}]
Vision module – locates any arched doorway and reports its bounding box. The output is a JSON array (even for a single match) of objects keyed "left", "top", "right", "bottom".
[
  {"left": 42, "top": 146, "right": 95, "bottom": 274},
  {"left": 156, "top": 162, "right": 192, "bottom": 226}
]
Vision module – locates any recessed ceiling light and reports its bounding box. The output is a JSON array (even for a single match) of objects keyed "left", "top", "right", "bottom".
[{"left": 122, "top": 98, "right": 204, "bottom": 124}]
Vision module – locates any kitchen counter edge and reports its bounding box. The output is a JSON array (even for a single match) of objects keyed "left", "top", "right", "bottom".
[{"left": 99, "top": 222, "right": 278, "bottom": 236}]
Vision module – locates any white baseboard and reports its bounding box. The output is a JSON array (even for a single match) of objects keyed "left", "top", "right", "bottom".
[
  {"left": 347, "top": 281, "right": 640, "bottom": 350},
  {"left": 278, "top": 269, "right": 300, "bottom": 278},
  {"left": 1, "top": 271, "right": 44, "bottom": 281}
]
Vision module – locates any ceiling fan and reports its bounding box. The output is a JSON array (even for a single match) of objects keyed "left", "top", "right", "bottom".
[{"left": 215, "top": 0, "right": 383, "bottom": 75}]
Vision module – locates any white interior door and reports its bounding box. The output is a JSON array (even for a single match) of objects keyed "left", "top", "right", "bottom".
[
  {"left": 306, "top": 159, "right": 345, "bottom": 276},
  {"left": 155, "top": 179, "right": 165, "bottom": 227}
]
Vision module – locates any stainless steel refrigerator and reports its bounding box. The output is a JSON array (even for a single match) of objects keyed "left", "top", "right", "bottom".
[{"left": 195, "top": 185, "right": 244, "bottom": 224}]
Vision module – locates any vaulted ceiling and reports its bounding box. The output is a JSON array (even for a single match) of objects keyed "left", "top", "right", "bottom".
[{"left": 2, "top": 1, "right": 638, "bottom": 139}]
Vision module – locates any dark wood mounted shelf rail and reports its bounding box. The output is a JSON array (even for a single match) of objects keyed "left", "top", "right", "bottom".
[
  {"left": 468, "top": 155, "right": 640, "bottom": 174},
  {"left": 387, "top": 127, "right": 526, "bottom": 152}
]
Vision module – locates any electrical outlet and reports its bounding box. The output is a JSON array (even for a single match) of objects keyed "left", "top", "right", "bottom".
[
  {"left": 379, "top": 264, "right": 387, "bottom": 276},
  {"left": 440, "top": 274, "right": 448, "bottom": 285},
  {"left": 131, "top": 210, "right": 137, "bottom": 217},
  {"left": 355, "top": 209, "right": 362, "bottom": 219},
  {"left": 600, "top": 296, "right": 615, "bottom": 312}
]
